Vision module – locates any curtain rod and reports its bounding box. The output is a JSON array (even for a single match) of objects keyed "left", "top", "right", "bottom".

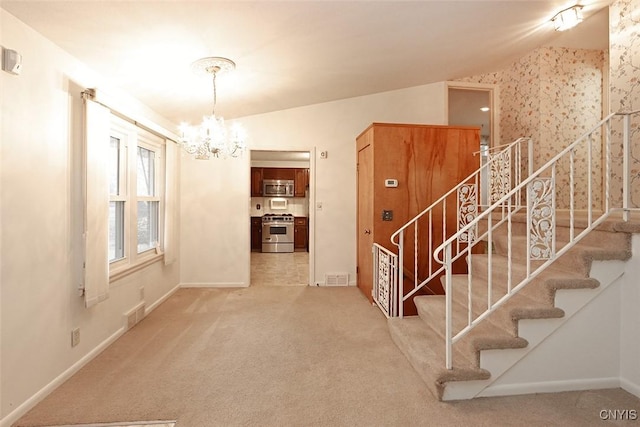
[{"left": 82, "top": 88, "right": 180, "bottom": 144}]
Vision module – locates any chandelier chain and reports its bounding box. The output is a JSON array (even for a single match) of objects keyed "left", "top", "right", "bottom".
[{"left": 211, "top": 71, "right": 217, "bottom": 116}]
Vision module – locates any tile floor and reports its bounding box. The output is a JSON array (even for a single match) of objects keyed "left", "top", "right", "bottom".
[{"left": 250, "top": 251, "right": 309, "bottom": 286}]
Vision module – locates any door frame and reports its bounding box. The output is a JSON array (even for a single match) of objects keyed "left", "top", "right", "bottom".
[
  {"left": 445, "top": 81, "right": 500, "bottom": 148},
  {"left": 446, "top": 81, "right": 500, "bottom": 206},
  {"left": 248, "top": 147, "right": 316, "bottom": 286}
]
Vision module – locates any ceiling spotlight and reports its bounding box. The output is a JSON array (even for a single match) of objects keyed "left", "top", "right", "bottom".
[
  {"left": 551, "top": 5, "right": 584, "bottom": 31},
  {"left": 480, "top": 107, "right": 490, "bottom": 112}
]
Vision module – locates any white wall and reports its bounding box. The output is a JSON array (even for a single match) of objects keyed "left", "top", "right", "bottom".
[
  {"left": 481, "top": 279, "right": 622, "bottom": 396},
  {"left": 477, "top": 237, "right": 640, "bottom": 399},
  {"left": 0, "top": 10, "right": 180, "bottom": 425},
  {"left": 621, "top": 235, "right": 640, "bottom": 396},
  {"left": 180, "top": 83, "right": 447, "bottom": 287}
]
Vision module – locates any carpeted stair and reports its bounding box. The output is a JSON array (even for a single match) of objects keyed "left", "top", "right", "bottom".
[{"left": 388, "top": 211, "right": 639, "bottom": 401}]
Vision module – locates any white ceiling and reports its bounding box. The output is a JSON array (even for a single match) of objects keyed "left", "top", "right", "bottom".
[{"left": 1, "top": 1, "right": 610, "bottom": 126}]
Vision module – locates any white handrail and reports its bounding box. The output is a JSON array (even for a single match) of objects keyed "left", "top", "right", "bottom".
[
  {"left": 388, "top": 137, "right": 532, "bottom": 318},
  {"left": 433, "top": 112, "right": 618, "bottom": 264},
  {"left": 390, "top": 137, "right": 530, "bottom": 246},
  {"left": 370, "top": 109, "right": 640, "bottom": 371},
  {"left": 433, "top": 110, "right": 640, "bottom": 370}
]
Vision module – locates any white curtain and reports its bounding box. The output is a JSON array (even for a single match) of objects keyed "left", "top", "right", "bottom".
[
  {"left": 164, "top": 139, "right": 179, "bottom": 265},
  {"left": 83, "top": 97, "right": 110, "bottom": 308}
]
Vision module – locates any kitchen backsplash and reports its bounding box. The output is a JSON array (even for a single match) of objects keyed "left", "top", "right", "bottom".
[{"left": 250, "top": 196, "right": 309, "bottom": 217}]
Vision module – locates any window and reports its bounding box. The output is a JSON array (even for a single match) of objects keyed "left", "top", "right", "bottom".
[
  {"left": 108, "top": 116, "right": 165, "bottom": 277},
  {"left": 136, "top": 141, "right": 160, "bottom": 253}
]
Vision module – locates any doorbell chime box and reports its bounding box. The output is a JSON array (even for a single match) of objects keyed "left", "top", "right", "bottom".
[{"left": 2, "top": 48, "right": 22, "bottom": 75}]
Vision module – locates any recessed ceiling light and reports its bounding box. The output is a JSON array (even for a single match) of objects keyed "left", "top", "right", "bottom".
[{"left": 480, "top": 107, "right": 490, "bottom": 112}]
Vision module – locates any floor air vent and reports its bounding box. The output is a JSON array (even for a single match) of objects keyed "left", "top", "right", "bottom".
[{"left": 325, "top": 273, "right": 349, "bottom": 286}]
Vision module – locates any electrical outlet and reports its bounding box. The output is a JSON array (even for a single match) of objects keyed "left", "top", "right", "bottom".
[{"left": 71, "top": 328, "right": 80, "bottom": 347}]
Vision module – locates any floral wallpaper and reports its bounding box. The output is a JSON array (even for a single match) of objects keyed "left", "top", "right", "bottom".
[
  {"left": 457, "top": 47, "right": 605, "bottom": 209},
  {"left": 539, "top": 47, "right": 604, "bottom": 210},
  {"left": 610, "top": 0, "right": 640, "bottom": 208}
]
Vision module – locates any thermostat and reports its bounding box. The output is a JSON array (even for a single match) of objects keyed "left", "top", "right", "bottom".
[{"left": 384, "top": 178, "right": 398, "bottom": 188}]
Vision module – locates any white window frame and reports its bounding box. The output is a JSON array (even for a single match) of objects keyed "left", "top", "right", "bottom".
[
  {"left": 135, "top": 130, "right": 164, "bottom": 256},
  {"left": 108, "top": 115, "right": 165, "bottom": 281}
]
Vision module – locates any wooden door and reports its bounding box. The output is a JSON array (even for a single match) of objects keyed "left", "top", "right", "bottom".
[
  {"left": 409, "top": 127, "right": 480, "bottom": 294},
  {"left": 357, "top": 141, "right": 374, "bottom": 302}
]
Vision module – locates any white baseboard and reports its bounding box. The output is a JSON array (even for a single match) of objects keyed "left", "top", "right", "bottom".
[
  {"left": 312, "top": 281, "right": 354, "bottom": 287},
  {"left": 0, "top": 327, "right": 126, "bottom": 427},
  {"left": 145, "top": 283, "right": 181, "bottom": 314},
  {"left": 1, "top": 282, "right": 182, "bottom": 427},
  {"left": 620, "top": 377, "right": 640, "bottom": 399},
  {"left": 180, "top": 282, "right": 248, "bottom": 288},
  {"left": 479, "top": 377, "right": 620, "bottom": 398}
]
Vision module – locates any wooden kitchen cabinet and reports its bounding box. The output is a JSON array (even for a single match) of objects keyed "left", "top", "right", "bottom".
[
  {"left": 294, "top": 168, "right": 309, "bottom": 197},
  {"left": 251, "top": 217, "right": 262, "bottom": 251},
  {"left": 356, "top": 123, "right": 480, "bottom": 314},
  {"left": 252, "top": 167, "right": 310, "bottom": 198},
  {"left": 250, "top": 168, "right": 263, "bottom": 197},
  {"left": 294, "top": 217, "right": 308, "bottom": 250},
  {"left": 263, "top": 167, "right": 295, "bottom": 180}
]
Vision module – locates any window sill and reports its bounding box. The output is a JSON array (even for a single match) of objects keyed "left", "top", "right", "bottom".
[{"left": 109, "top": 252, "right": 164, "bottom": 283}]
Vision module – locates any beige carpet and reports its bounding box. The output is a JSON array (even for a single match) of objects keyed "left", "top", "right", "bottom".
[
  {"left": 14, "top": 287, "right": 640, "bottom": 427},
  {"left": 47, "top": 423, "right": 175, "bottom": 427}
]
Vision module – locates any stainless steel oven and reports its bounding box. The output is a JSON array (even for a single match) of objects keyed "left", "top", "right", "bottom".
[{"left": 262, "top": 214, "right": 294, "bottom": 253}]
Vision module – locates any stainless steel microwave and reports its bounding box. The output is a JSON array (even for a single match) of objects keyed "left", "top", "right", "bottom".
[{"left": 263, "top": 179, "right": 295, "bottom": 197}]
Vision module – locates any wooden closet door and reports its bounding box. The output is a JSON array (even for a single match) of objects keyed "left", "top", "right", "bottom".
[{"left": 356, "top": 141, "right": 374, "bottom": 302}]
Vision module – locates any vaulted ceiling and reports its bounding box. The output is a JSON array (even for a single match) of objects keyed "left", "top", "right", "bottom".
[{"left": 1, "top": 1, "right": 610, "bottom": 125}]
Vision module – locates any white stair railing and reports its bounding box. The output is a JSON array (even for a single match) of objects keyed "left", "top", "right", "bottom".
[
  {"left": 379, "top": 137, "right": 533, "bottom": 318},
  {"left": 433, "top": 110, "right": 640, "bottom": 370}
]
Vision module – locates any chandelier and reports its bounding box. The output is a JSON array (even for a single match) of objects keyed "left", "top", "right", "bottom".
[{"left": 178, "top": 57, "right": 247, "bottom": 160}]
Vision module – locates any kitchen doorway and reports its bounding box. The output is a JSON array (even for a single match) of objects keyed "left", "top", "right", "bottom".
[{"left": 249, "top": 149, "right": 313, "bottom": 286}]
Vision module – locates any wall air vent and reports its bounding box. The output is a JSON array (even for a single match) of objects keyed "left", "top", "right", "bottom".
[
  {"left": 124, "top": 302, "right": 146, "bottom": 330},
  {"left": 325, "top": 273, "right": 349, "bottom": 286}
]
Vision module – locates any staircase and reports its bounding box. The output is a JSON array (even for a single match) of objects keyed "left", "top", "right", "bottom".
[
  {"left": 388, "top": 211, "right": 638, "bottom": 400},
  {"left": 373, "top": 110, "right": 640, "bottom": 401}
]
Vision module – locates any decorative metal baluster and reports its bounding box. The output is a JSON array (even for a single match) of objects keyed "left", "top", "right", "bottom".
[
  {"left": 458, "top": 184, "right": 477, "bottom": 244},
  {"left": 377, "top": 250, "right": 390, "bottom": 314},
  {"left": 489, "top": 149, "right": 511, "bottom": 204},
  {"left": 527, "top": 177, "right": 555, "bottom": 260}
]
